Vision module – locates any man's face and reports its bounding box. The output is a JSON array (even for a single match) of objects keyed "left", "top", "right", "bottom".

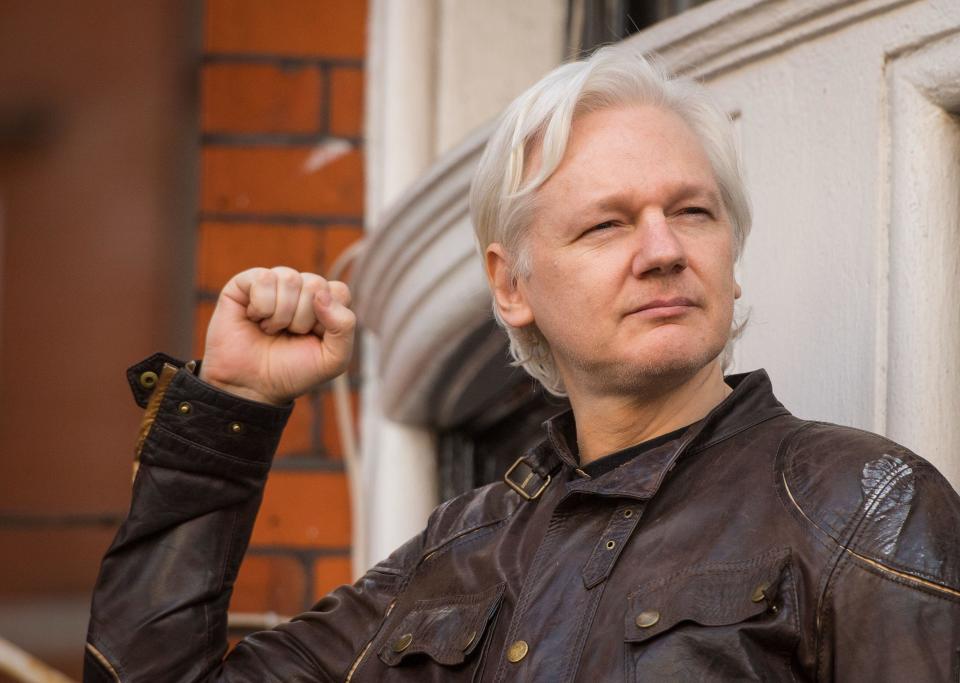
[{"left": 498, "top": 104, "right": 740, "bottom": 396}]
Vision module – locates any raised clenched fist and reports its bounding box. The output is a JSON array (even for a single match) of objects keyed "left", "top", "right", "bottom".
[{"left": 198, "top": 266, "right": 356, "bottom": 406}]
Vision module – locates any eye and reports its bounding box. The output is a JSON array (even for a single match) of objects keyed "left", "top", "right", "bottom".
[
  {"left": 678, "top": 207, "right": 712, "bottom": 218},
  {"left": 583, "top": 220, "right": 618, "bottom": 235}
]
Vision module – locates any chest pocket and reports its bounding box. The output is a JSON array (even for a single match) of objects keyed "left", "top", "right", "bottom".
[
  {"left": 376, "top": 582, "right": 505, "bottom": 679},
  {"left": 624, "top": 547, "right": 799, "bottom": 682}
]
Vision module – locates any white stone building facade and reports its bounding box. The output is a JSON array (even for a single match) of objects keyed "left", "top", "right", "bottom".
[{"left": 350, "top": 0, "right": 960, "bottom": 573}]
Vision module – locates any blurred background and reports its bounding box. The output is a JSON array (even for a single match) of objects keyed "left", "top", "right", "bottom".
[{"left": 1, "top": 0, "right": 958, "bottom": 679}]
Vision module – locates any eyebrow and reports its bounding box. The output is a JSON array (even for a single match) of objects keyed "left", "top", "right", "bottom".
[{"left": 582, "top": 182, "right": 722, "bottom": 213}]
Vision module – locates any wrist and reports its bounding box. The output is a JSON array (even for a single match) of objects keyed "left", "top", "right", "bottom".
[{"left": 197, "top": 370, "right": 288, "bottom": 407}]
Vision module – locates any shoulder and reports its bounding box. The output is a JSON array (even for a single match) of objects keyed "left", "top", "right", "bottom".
[
  {"left": 779, "top": 420, "right": 960, "bottom": 593},
  {"left": 368, "top": 480, "right": 522, "bottom": 580},
  {"left": 419, "top": 480, "right": 523, "bottom": 559}
]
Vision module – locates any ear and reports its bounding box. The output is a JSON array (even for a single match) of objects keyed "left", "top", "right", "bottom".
[{"left": 485, "top": 243, "right": 535, "bottom": 328}]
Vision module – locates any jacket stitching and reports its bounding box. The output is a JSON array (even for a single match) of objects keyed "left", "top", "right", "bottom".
[
  {"left": 626, "top": 546, "right": 791, "bottom": 599},
  {"left": 492, "top": 507, "right": 569, "bottom": 683},
  {"left": 777, "top": 421, "right": 837, "bottom": 683},
  {"left": 781, "top": 563, "right": 802, "bottom": 683},
  {"left": 213, "top": 508, "right": 241, "bottom": 663},
  {"left": 420, "top": 487, "right": 522, "bottom": 560},
  {"left": 582, "top": 503, "right": 641, "bottom": 588},
  {"left": 406, "top": 583, "right": 506, "bottom": 610},
  {"left": 843, "top": 547, "right": 960, "bottom": 601},
  {"left": 148, "top": 424, "right": 272, "bottom": 470},
  {"left": 348, "top": 572, "right": 412, "bottom": 679},
  {"left": 419, "top": 519, "right": 508, "bottom": 567},
  {"left": 561, "top": 572, "right": 607, "bottom": 682},
  {"left": 688, "top": 409, "right": 793, "bottom": 455},
  {"left": 775, "top": 452, "right": 841, "bottom": 558}
]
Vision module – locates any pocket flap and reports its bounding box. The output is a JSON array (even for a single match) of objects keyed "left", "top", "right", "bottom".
[
  {"left": 378, "top": 582, "right": 505, "bottom": 666},
  {"left": 624, "top": 547, "right": 791, "bottom": 644}
]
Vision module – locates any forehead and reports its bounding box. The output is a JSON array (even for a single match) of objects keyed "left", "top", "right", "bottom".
[{"left": 534, "top": 104, "right": 719, "bottom": 208}]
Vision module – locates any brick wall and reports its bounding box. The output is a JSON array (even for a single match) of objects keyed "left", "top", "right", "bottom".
[{"left": 198, "top": 0, "right": 367, "bottom": 617}]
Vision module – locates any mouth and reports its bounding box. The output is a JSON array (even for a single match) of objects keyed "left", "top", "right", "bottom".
[{"left": 628, "top": 297, "right": 697, "bottom": 318}]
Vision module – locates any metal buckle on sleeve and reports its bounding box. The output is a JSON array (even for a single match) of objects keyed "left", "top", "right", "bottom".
[{"left": 504, "top": 457, "right": 551, "bottom": 501}]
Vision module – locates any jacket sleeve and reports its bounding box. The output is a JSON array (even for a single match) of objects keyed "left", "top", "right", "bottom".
[
  {"left": 84, "top": 357, "right": 423, "bottom": 683},
  {"left": 788, "top": 424, "right": 960, "bottom": 681},
  {"left": 820, "top": 552, "right": 960, "bottom": 681}
]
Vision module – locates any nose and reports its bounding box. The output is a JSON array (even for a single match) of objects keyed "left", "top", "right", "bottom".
[{"left": 630, "top": 209, "right": 687, "bottom": 278}]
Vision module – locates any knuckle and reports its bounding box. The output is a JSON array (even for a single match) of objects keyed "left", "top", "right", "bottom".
[
  {"left": 329, "top": 281, "right": 352, "bottom": 305},
  {"left": 339, "top": 308, "right": 357, "bottom": 331}
]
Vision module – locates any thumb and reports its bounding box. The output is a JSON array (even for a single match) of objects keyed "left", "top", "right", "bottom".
[{"left": 313, "top": 289, "right": 357, "bottom": 370}]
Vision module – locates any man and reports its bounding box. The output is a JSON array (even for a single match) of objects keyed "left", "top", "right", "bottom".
[{"left": 85, "top": 46, "right": 960, "bottom": 682}]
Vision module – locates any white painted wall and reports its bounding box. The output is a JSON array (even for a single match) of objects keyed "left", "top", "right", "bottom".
[
  {"left": 638, "top": 0, "right": 960, "bottom": 484},
  {"left": 434, "top": 0, "right": 567, "bottom": 154}
]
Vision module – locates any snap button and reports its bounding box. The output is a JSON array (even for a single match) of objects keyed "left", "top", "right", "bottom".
[
  {"left": 139, "top": 371, "right": 158, "bottom": 389},
  {"left": 461, "top": 629, "right": 477, "bottom": 651},
  {"left": 228, "top": 421, "right": 244, "bottom": 434},
  {"left": 178, "top": 402, "right": 191, "bottom": 414},
  {"left": 623, "top": 509, "right": 633, "bottom": 518},
  {"left": 751, "top": 582, "right": 769, "bottom": 603},
  {"left": 392, "top": 633, "right": 413, "bottom": 652},
  {"left": 635, "top": 610, "right": 660, "bottom": 628},
  {"left": 506, "top": 640, "right": 528, "bottom": 663},
  {"left": 605, "top": 540, "right": 616, "bottom": 550}
]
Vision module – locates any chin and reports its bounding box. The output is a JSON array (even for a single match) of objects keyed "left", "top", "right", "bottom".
[{"left": 581, "top": 339, "right": 726, "bottom": 395}]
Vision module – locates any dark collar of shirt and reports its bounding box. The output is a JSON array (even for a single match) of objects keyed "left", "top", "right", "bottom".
[{"left": 578, "top": 424, "right": 691, "bottom": 478}]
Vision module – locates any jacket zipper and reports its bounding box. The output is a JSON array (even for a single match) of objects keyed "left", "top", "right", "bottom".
[
  {"left": 345, "top": 598, "right": 396, "bottom": 681},
  {"left": 86, "top": 643, "right": 122, "bottom": 683}
]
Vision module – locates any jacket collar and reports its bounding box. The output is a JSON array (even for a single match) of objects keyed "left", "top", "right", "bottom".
[{"left": 531, "top": 369, "right": 789, "bottom": 501}]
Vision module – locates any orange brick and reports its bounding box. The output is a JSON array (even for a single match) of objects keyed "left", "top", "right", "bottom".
[
  {"left": 312, "top": 555, "right": 352, "bottom": 600},
  {"left": 205, "top": 0, "right": 367, "bottom": 59},
  {"left": 329, "top": 67, "right": 364, "bottom": 137},
  {"left": 232, "top": 554, "right": 306, "bottom": 614},
  {"left": 320, "top": 388, "right": 359, "bottom": 459},
  {"left": 197, "top": 222, "right": 324, "bottom": 292},
  {"left": 322, "top": 224, "right": 364, "bottom": 275},
  {"left": 202, "top": 63, "right": 322, "bottom": 134},
  {"left": 193, "top": 300, "right": 217, "bottom": 358},
  {"left": 201, "top": 146, "right": 363, "bottom": 216},
  {"left": 276, "top": 394, "right": 315, "bottom": 457},
  {"left": 252, "top": 471, "right": 350, "bottom": 547},
  {"left": 0, "top": 527, "right": 116, "bottom": 596}
]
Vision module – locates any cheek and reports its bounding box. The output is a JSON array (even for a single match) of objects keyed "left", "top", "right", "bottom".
[{"left": 526, "top": 260, "right": 611, "bottom": 327}]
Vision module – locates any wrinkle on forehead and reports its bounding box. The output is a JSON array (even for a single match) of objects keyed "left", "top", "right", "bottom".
[{"left": 534, "top": 106, "right": 718, "bottom": 209}]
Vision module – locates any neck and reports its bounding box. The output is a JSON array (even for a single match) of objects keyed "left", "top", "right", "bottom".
[{"left": 567, "top": 359, "right": 732, "bottom": 465}]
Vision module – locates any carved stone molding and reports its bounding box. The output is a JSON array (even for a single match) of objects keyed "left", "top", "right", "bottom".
[{"left": 352, "top": 124, "right": 495, "bottom": 425}]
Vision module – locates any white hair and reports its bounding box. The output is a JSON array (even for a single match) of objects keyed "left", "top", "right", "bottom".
[{"left": 469, "top": 44, "right": 752, "bottom": 396}]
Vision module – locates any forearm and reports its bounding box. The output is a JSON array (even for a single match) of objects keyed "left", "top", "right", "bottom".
[{"left": 85, "top": 356, "right": 292, "bottom": 682}]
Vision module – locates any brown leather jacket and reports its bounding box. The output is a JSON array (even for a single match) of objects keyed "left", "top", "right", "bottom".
[{"left": 84, "top": 355, "right": 960, "bottom": 682}]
